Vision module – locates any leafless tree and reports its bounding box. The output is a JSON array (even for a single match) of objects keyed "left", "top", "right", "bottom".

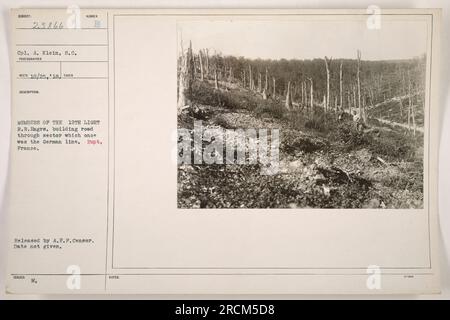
[
  {"left": 285, "top": 81, "right": 293, "bottom": 109},
  {"left": 258, "top": 72, "right": 262, "bottom": 93},
  {"left": 356, "top": 50, "right": 363, "bottom": 122},
  {"left": 339, "top": 61, "right": 343, "bottom": 110},
  {"left": 265, "top": 68, "right": 269, "bottom": 92},
  {"left": 199, "top": 50, "right": 204, "bottom": 81},
  {"left": 249, "top": 65, "right": 253, "bottom": 91},
  {"left": 272, "top": 77, "right": 276, "bottom": 97},
  {"left": 214, "top": 66, "right": 219, "bottom": 90},
  {"left": 177, "top": 41, "right": 194, "bottom": 114},
  {"left": 307, "top": 77, "right": 314, "bottom": 116},
  {"left": 324, "top": 56, "right": 332, "bottom": 112}
]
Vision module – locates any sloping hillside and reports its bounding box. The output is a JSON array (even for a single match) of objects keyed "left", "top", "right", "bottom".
[{"left": 177, "top": 80, "right": 424, "bottom": 209}]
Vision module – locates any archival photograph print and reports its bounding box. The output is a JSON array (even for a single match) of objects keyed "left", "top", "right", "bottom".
[{"left": 177, "top": 18, "right": 427, "bottom": 209}]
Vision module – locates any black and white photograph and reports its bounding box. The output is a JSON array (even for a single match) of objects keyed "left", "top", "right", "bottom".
[
  {"left": 2, "top": 6, "right": 445, "bottom": 298},
  {"left": 177, "top": 18, "right": 427, "bottom": 209}
]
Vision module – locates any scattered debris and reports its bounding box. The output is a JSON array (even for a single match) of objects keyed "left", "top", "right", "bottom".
[{"left": 178, "top": 81, "right": 423, "bottom": 209}]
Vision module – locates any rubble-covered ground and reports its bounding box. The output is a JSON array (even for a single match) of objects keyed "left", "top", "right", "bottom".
[{"left": 177, "top": 81, "right": 424, "bottom": 209}]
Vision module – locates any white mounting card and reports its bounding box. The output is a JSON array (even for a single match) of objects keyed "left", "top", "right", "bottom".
[{"left": 6, "top": 8, "right": 441, "bottom": 294}]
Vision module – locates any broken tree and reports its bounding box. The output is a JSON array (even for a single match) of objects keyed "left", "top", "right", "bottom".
[
  {"left": 339, "top": 61, "right": 343, "bottom": 110},
  {"left": 199, "top": 49, "right": 204, "bottom": 81},
  {"left": 285, "top": 81, "right": 293, "bottom": 109},
  {"left": 177, "top": 41, "right": 194, "bottom": 114},
  {"left": 356, "top": 50, "right": 363, "bottom": 122},
  {"left": 307, "top": 77, "right": 314, "bottom": 116},
  {"left": 324, "top": 56, "right": 332, "bottom": 112},
  {"left": 272, "top": 77, "right": 276, "bottom": 97}
]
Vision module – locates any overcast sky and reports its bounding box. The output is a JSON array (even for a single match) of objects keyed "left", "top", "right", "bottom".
[{"left": 178, "top": 18, "right": 428, "bottom": 61}]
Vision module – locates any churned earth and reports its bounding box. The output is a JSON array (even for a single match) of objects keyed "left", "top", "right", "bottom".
[{"left": 177, "top": 81, "right": 423, "bottom": 209}]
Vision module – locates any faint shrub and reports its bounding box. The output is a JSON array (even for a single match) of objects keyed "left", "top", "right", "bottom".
[
  {"left": 368, "top": 130, "right": 415, "bottom": 161},
  {"left": 254, "top": 100, "right": 285, "bottom": 119},
  {"left": 305, "top": 111, "right": 345, "bottom": 136},
  {"left": 281, "top": 136, "right": 324, "bottom": 154},
  {"left": 334, "top": 122, "right": 370, "bottom": 150},
  {"left": 304, "top": 116, "right": 326, "bottom": 132}
]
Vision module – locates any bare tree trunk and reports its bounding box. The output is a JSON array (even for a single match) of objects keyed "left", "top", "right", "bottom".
[
  {"left": 324, "top": 56, "right": 332, "bottom": 112},
  {"left": 188, "top": 41, "right": 194, "bottom": 82},
  {"left": 408, "top": 75, "right": 416, "bottom": 136},
  {"left": 249, "top": 65, "right": 253, "bottom": 91},
  {"left": 292, "top": 83, "right": 296, "bottom": 107},
  {"left": 303, "top": 82, "right": 307, "bottom": 106},
  {"left": 265, "top": 68, "right": 268, "bottom": 92},
  {"left": 305, "top": 82, "right": 309, "bottom": 107},
  {"left": 258, "top": 72, "right": 262, "bottom": 93},
  {"left": 214, "top": 67, "right": 219, "bottom": 90},
  {"left": 304, "top": 82, "right": 307, "bottom": 108},
  {"left": 407, "top": 101, "right": 411, "bottom": 131},
  {"left": 347, "top": 90, "right": 351, "bottom": 114},
  {"left": 339, "top": 61, "right": 343, "bottom": 110},
  {"left": 298, "top": 81, "right": 302, "bottom": 106},
  {"left": 262, "top": 89, "right": 267, "bottom": 100},
  {"left": 285, "top": 81, "right": 292, "bottom": 109},
  {"left": 242, "top": 70, "right": 246, "bottom": 88},
  {"left": 177, "top": 55, "right": 188, "bottom": 114},
  {"left": 205, "top": 49, "right": 209, "bottom": 79},
  {"left": 362, "top": 94, "right": 367, "bottom": 122},
  {"left": 308, "top": 78, "right": 314, "bottom": 116},
  {"left": 407, "top": 72, "right": 411, "bottom": 132},
  {"left": 192, "top": 54, "right": 197, "bottom": 79},
  {"left": 402, "top": 72, "right": 407, "bottom": 97},
  {"left": 177, "top": 43, "right": 193, "bottom": 114},
  {"left": 273, "top": 77, "right": 276, "bottom": 97},
  {"left": 303, "top": 82, "right": 307, "bottom": 109},
  {"left": 356, "top": 50, "right": 362, "bottom": 122},
  {"left": 199, "top": 50, "right": 204, "bottom": 81}
]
